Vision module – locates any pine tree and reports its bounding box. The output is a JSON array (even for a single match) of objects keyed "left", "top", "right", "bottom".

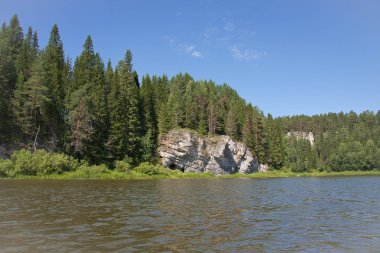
[
  {"left": 184, "top": 81, "right": 197, "bottom": 129},
  {"left": 208, "top": 101, "right": 219, "bottom": 135},
  {"left": 43, "top": 24, "right": 66, "bottom": 146},
  {"left": 0, "top": 15, "right": 24, "bottom": 140},
  {"left": 253, "top": 108, "right": 267, "bottom": 164},
  {"left": 87, "top": 53, "right": 108, "bottom": 163},
  {"left": 166, "top": 80, "right": 184, "bottom": 128},
  {"left": 44, "top": 24, "right": 65, "bottom": 107},
  {"left": 124, "top": 51, "right": 143, "bottom": 162},
  {"left": 108, "top": 50, "right": 143, "bottom": 163},
  {"left": 108, "top": 66, "right": 128, "bottom": 159},
  {"left": 266, "top": 114, "right": 286, "bottom": 169},
  {"left": 12, "top": 57, "right": 50, "bottom": 142},
  {"left": 16, "top": 27, "right": 35, "bottom": 80},
  {"left": 70, "top": 36, "right": 108, "bottom": 162},
  {"left": 68, "top": 95, "right": 93, "bottom": 157},
  {"left": 242, "top": 104, "right": 256, "bottom": 152},
  {"left": 12, "top": 72, "right": 30, "bottom": 136},
  {"left": 141, "top": 74, "right": 158, "bottom": 161},
  {"left": 158, "top": 102, "right": 171, "bottom": 137}
]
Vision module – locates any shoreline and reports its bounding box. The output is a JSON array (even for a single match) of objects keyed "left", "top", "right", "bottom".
[{"left": 1, "top": 170, "right": 380, "bottom": 180}]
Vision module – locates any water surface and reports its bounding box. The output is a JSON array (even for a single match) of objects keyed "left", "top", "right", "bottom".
[{"left": 1, "top": 177, "right": 380, "bottom": 252}]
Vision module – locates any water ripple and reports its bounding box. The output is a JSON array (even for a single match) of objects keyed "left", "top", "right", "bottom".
[{"left": 1, "top": 177, "right": 380, "bottom": 252}]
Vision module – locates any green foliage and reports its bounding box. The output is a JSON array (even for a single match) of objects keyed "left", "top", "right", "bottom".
[
  {"left": 281, "top": 110, "right": 380, "bottom": 172},
  {"left": 330, "top": 140, "right": 380, "bottom": 171},
  {"left": 266, "top": 114, "right": 286, "bottom": 169},
  {"left": 1, "top": 15, "right": 379, "bottom": 175},
  {"left": 0, "top": 159, "right": 13, "bottom": 176},
  {"left": 286, "top": 138, "right": 317, "bottom": 172},
  {"left": 6, "top": 149, "right": 79, "bottom": 176},
  {"left": 74, "top": 163, "right": 109, "bottom": 177},
  {"left": 133, "top": 162, "right": 173, "bottom": 176},
  {"left": 114, "top": 160, "right": 131, "bottom": 172}
]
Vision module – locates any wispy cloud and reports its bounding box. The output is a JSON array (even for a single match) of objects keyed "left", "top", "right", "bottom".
[
  {"left": 201, "top": 20, "right": 266, "bottom": 61},
  {"left": 164, "top": 18, "right": 265, "bottom": 61},
  {"left": 180, "top": 44, "right": 203, "bottom": 58},
  {"left": 224, "top": 22, "right": 235, "bottom": 32},
  {"left": 162, "top": 35, "right": 175, "bottom": 44},
  {"left": 163, "top": 36, "right": 204, "bottom": 58},
  {"left": 230, "top": 45, "right": 266, "bottom": 61},
  {"left": 184, "top": 45, "right": 194, "bottom": 53},
  {"left": 191, "top": 50, "right": 202, "bottom": 58}
]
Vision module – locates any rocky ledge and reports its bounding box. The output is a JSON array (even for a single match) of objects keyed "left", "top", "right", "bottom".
[{"left": 159, "top": 129, "right": 267, "bottom": 175}]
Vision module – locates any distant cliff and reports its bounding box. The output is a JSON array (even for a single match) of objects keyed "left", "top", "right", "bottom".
[
  {"left": 286, "top": 131, "right": 315, "bottom": 146},
  {"left": 159, "top": 129, "right": 267, "bottom": 175}
]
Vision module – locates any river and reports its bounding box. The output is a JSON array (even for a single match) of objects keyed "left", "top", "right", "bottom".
[{"left": 1, "top": 177, "right": 380, "bottom": 252}]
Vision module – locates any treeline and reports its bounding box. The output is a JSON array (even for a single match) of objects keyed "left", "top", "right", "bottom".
[
  {"left": 0, "top": 15, "right": 284, "bottom": 168},
  {"left": 280, "top": 111, "right": 380, "bottom": 171},
  {"left": 1, "top": 15, "right": 379, "bottom": 173}
]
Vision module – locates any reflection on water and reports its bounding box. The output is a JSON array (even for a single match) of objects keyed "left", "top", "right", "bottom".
[{"left": 1, "top": 177, "right": 380, "bottom": 252}]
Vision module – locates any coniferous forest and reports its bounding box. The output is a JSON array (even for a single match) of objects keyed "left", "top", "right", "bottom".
[{"left": 1, "top": 15, "right": 380, "bottom": 175}]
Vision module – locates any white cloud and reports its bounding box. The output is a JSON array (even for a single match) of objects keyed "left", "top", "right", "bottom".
[
  {"left": 191, "top": 50, "right": 202, "bottom": 58},
  {"left": 178, "top": 44, "right": 203, "bottom": 58},
  {"left": 230, "top": 45, "right": 266, "bottom": 61}
]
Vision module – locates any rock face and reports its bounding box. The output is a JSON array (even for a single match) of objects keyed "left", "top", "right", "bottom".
[
  {"left": 286, "top": 131, "right": 315, "bottom": 146},
  {"left": 159, "top": 129, "right": 259, "bottom": 175}
]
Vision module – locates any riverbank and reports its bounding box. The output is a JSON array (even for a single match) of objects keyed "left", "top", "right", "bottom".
[
  {"left": 2, "top": 149, "right": 380, "bottom": 180},
  {"left": 3, "top": 169, "right": 380, "bottom": 180}
]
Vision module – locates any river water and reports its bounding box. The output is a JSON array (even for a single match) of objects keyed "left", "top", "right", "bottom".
[{"left": 0, "top": 177, "right": 380, "bottom": 252}]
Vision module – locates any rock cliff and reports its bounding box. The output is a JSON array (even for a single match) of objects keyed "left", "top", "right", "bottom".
[
  {"left": 158, "top": 129, "right": 261, "bottom": 175},
  {"left": 286, "top": 131, "right": 315, "bottom": 146}
]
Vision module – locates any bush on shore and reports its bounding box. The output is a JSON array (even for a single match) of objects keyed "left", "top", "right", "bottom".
[
  {"left": 133, "top": 162, "right": 174, "bottom": 176},
  {"left": 1, "top": 149, "right": 80, "bottom": 177}
]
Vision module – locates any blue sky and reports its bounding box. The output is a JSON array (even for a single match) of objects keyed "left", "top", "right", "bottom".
[{"left": 1, "top": 0, "right": 379, "bottom": 116}]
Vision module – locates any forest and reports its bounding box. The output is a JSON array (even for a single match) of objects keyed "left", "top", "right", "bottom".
[{"left": 1, "top": 15, "right": 380, "bottom": 176}]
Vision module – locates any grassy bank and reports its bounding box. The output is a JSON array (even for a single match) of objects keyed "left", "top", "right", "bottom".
[
  {"left": 2, "top": 149, "right": 380, "bottom": 180},
  {"left": 5, "top": 169, "right": 380, "bottom": 180}
]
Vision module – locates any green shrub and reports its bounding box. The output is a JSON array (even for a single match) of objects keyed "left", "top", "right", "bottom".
[
  {"left": 0, "top": 159, "right": 13, "bottom": 176},
  {"left": 133, "top": 162, "right": 172, "bottom": 176},
  {"left": 10, "top": 149, "right": 79, "bottom": 176},
  {"left": 114, "top": 160, "right": 131, "bottom": 172}
]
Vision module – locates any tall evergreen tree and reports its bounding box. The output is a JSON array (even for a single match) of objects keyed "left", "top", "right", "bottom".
[
  {"left": 108, "top": 50, "right": 143, "bottom": 163},
  {"left": 12, "top": 57, "right": 50, "bottom": 142},
  {"left": 70, "top": 36, "right": 108, "bottom": 162},
  {"left": 141, "top": 74, "right": 158, "bottom": 161},
  {"left": 266, "top": 114, "right": 286, "bottom": 169},
  {"left": 0, "top": 15, "right": 23, "bottom": 140},
  {"left": 242, "top": 104, "right": 256, "bottom": 152},
  {"left": 253, "top": 108, "right": 267, "bottom": 164},
  {"left": 43, "top": 24, "right": 66, "bottom": 146}
]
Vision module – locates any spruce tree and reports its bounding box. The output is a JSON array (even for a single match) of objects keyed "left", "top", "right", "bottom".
[
  {"left": 108, "top": 50, "right": 143, "bottom": 163},
  {"left": 141, "top": 74, "right": 158, "bottom": 161},
  {"left": 0, "top": 15, "right": 23, "bottom": 140},
  {"left": 266, "top": 114, "right": 286, "bottom": 169},
  {"left": 242, "top": 104, "right": 256, "bottom": 152},
  {"left": 12, "top": 57, "right": 50, "bottom": 142},
  {"left": 158, "top": 102, "right": 171, "bottom": 137},
  {"left": 68, "top": 94, "right": 93, "bottom": 157},
  {"left": 70, "top": 36, "right": 108, "bottom": 162},
  {"left": 124, "top": 51, "right": 143, "bottom": 162},
  {"left": 43, "top": 24, "right": 66, "bottom": 146},
  {"left": 253, "top": 108, "right": 267, "bottom": 164}
]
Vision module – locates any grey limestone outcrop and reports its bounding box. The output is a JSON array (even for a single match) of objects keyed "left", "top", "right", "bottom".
[{"left": 158, "top": 129, "right": 262, "bottom": 175}]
